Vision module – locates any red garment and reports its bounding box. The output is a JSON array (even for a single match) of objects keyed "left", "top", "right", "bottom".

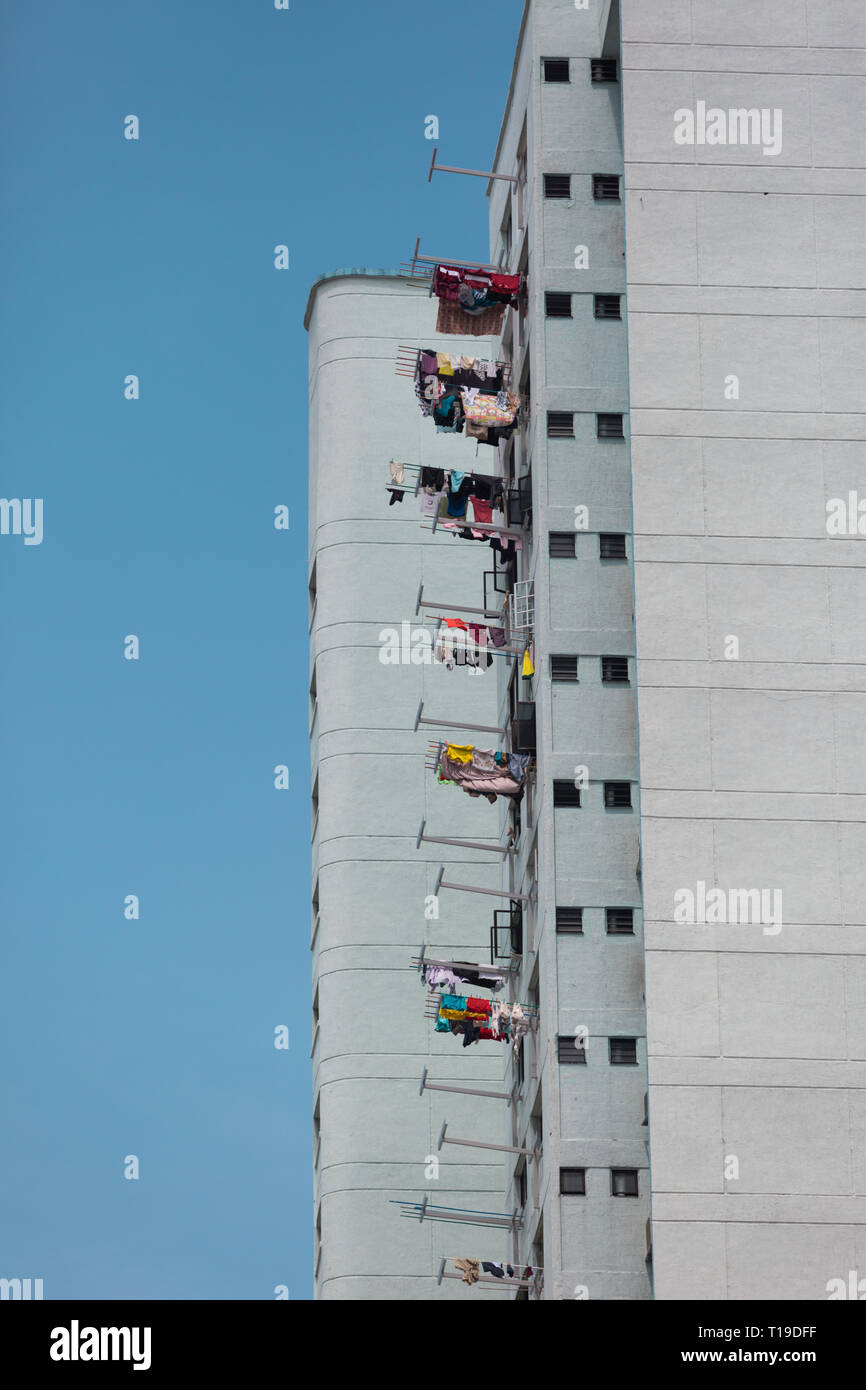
[
  {"left": 467, "top": 997, "right": 492, "bottom": 1015},
  {"left": 488, "top": 272, "right": 521, "bottom": 295},
  {"left": 445, "top": 617, "right": 468, "bottom": 631},
  {"left": 477, "top": 1027, "right": 506, "bottom": 1041},
  {"left": 471, "top": 497, "right": 493, "bottom": 524},
  {"left": 434, "top": 264, "right": 518, "bottom": 303}
]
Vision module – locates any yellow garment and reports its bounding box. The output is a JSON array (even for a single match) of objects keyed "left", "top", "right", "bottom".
[
  {"left": 436, "top": 352, "right": 454, "bottom": 376},
  {"left": 522, "top": 648, "right": 534, "bottom": 677},
  {"left": 446, "top": 743, "right": 474, "bottom": 764},
  {"left": 440, "top": 1007, "right": 488, "bottom": 1022}
]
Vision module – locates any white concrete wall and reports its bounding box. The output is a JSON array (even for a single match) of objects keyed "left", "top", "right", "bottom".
[
  {"left": 621, "top": 0, "right": 866, "bottom": 1300},
  {"left": 486, "top": 0, "right": 651, "bottom": 1300},
  {"left": 307, "top": 274, "right": 514, "bottom": 1299}
]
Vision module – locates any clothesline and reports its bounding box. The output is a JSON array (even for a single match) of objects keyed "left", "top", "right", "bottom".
[
  {"left": 425, "top": 990, "right": 538, "bottom": 1014},
  {"left": 387, "top": 462, "right": 526, "bottom": 551},
  {"left": 442, "top": 1257, "right": 542, "bottom": 1289},
  {"left": 411, "top": 948, "right": 515, "bottom": 980},
  {"left": 385, "top": 459, "right": 506, "bottom": 498},
  {"left": 430, "top": 617, "right": 525, "bottom": 667},
  {"left": 396, "top": 344, "right": 512, "bottom": 381}
]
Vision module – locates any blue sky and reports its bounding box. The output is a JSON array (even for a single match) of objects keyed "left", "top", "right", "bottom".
[{"left": 0, "top": 0, "right": 524, "bottom": 1299}]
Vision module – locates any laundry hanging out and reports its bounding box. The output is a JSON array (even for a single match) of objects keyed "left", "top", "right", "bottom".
[
  {"left": 434, "top": 618, "right": 508, "bottom": 671},
  {"left": 453, "top": 1259, "right": 537, "bottom": 1285},
  {"left": 436, "top": 743, "right": 532, "bottom": 803},
  {"left": 434, "top": 994, "right": 533, "bottom": 1052},
  {"left": 415, "top": 350, "right": 507, "bottom": 418},
  {"left": 415, "top": 373, "right": 521, "bottom": 445},
  {"left": 434, "top": 993, "right": 506, "bottom": 1048},
  {"left": 419, "top": 468, "right": 523, "bottom": 554},
  {"left": 422, "top": 961, "right": 507, "bottom": 993},
  {"left": 433, "top": 264, "right": 522, "bottom": 337},
  {"left": 384, "top": 464, "right": 523, "bottom": 554}
]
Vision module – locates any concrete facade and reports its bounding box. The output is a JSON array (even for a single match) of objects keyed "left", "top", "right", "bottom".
[
  {"left": 484, "top": 0, "right": 651, "bottom": 1300},
  {"left": 306, "top": 272, "right": 514, "bottom": 1299},
  {"left": 620, "top": 0, "right": 866, "bottom": 1299}
]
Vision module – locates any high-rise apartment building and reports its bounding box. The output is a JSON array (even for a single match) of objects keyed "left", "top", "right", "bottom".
[{"left": 308, "top": 0, "right": 866, "bottom": 1300}]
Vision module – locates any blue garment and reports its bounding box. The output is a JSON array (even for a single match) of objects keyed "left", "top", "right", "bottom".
[
  {"left": 441, "top": 993, "right": 467, "bottom": 1012},
  {"left": 449, "top": 471, "right": 466, "bottom": 490},
  {"left": 507, "top": 753, "right": 531, "bottom": 782}
]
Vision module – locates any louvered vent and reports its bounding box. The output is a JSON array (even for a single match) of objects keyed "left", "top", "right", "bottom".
[
  {"left": 553, "top": 780, "right": 582, "bottom": 808},
  {"left": 544, "top": 174, "right": 572, "bottom": 199},
  {"left": 597, "top": 413, "right": 624, "bottom": 438},
  {"left": 591, "top": 58, "right": 618, "bottom": 82},
  {"left": 599, "top": 533, "right": 627, "bottom": 559},
  {"left": 592, "top": 173, "right": 620, "bottom": 200},
  {"left": 594, "top": 294, "right": 621, "bottom": 319},
  {"left": 606, "top": 908, "right": 635, "bottom": 935},
  {"left": 601, "top": 655, "right": 629, "bottom": 683},
  {"left": 604, "top": 781, "right": 632, "bottom": 808},
  {"left": 545, "top": 292, "right": 572, "bottom": 318},
  {"left": 549, "top": 533, "right": 576, "bottom": 558},
  {"left": 547, "top": 410, "right": 574, "bottom": 438},
  {"left": 556, "top": 907, "right": 583, "bottom": 933},
  {"left": 550, "top": 655, "right": 578, "bottom": 681}
]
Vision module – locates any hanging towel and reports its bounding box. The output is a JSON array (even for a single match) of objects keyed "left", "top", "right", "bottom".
[
  {"left": 522, "top": 648, "right": 534, "bottom": 677},
  {"left": 436, "top": 300, "right": 505, "bottom": 337}
]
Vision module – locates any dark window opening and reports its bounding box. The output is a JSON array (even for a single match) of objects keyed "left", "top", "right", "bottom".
[
  {"left": 547, "top": 410, "right": 574, "bottom": 438},
  {"left": 597, "top": 413, "right": 624, "bottom": 438},
  {"left": 599, "top": 533, "right": 627, "bottom": 560},
  {"left": 545, "top": 292, "right": 572, "bottom": 318},
  {"left": 592, "top": 173, "right": 620, "bottom": 201},
  {"left": 558, "top": 1035, "right": 586, "bottom": 1064},
  {"left": 560, "top": 1168, "right": 586, "bottom": 1195},
  {"left": 549, "top": 532, "right": 576, "bottom": 559},
  {"left": 543, "top": 58, "right": 570, "bottom": 83},
  {"left": 551, "top": 655, "right": 578, "bottom": 681},
  {"left": 591, "top": 58, "right": 618, "bottom": 83},
  {"left": 553, "top": 781, "right": 581, "bottom": 808},
  {"left": 609, "top": 1037, "right": 638, "bottom": 1065},
  {"left": 611, "top": 1169, "right": 639, "bottom": 1197},
  {"left": 604, "top": 781, "right": 632, "bottom": 809},
  {"left": 556, "top": 906, "right": 583, "bottom": 934},
  {"left": 602, "top": 656, "right": 630, "bottom": 683},
  {"left": 544, "top": 174, "right": 572, "bottom": 199},
  {"left": 594, "top": 294, "right": 622, "bottom": 319},
  {"left": 606, "top": 908, "right": 635, "bottom": 936}
]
